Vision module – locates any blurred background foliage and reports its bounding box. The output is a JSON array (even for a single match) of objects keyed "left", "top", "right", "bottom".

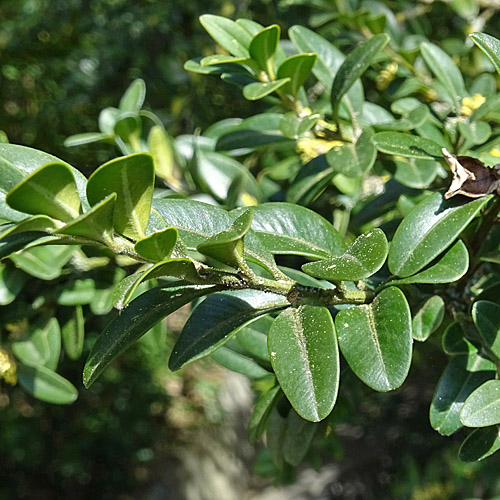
[{"left": 3, "top": 0, "right": 500, "bottom": 499}]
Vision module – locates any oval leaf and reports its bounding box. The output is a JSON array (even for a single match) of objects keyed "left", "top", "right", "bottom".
[
  {"left": 243, "top": 79, "right": 290, "bottom": 100},
  {"left": 249, "top": 25, "right": 280, "bottom": 71},
  {"left": 461, "top": 380, "right": 500, "bottom": 427},
  {"left": 389, "top": 192, "right": 490, "bottom": 277},
  {"left": 269, "top": 305, "right": 339, "bottom": 422},
  {"left": 412, "top": 295, "right": 445, "bottom": 342},
  {"left": 335, "top": 287, "right": 412, "bottom": 392},
  {"left": 200, "top": 14, "right": 252, "bottom": 58},
  {"left": 277, "top": 53, "right": 317, "bottom": 97},
  {"left": 372, "top": 132, "right": 442, "bottom": 159},
  {"left": 459, "top": 426, "right": 500, "bottom": 462},
  {"left": 472, "top": 301, "right": 500, "bottom": 361}
]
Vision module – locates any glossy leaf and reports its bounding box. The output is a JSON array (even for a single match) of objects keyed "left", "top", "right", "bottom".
[
  {"left": 148, "top": 126, "right": 183, "bottom": 189},
  {"left": 393, "top": 159, "right": 439, "bottom": 189},
  {"left": 442, "top": 322, "right": 476, "bottom": 355},
  {"left": 277, "top": 53, "right": 317, "bottom": 97},
  {"left": 372, "top": 132, "right": 442, "bottom": 159},
  {"left": 250, "top": 202, "right": 346, "bottom": 258},
  {"left": 430, "top": 352, "right": 495, "bottom": 435},
  {"left": 459, "top": 426, "right": 500, "bottom": 462},
  {"left": 61, "top": 305, "right": 85, "bottom": 360},
  {"left": 461, "top": 380, "right": 500, "bottom": 427},
  {"left": 169, "top": 289, "right": 288, "bottom": 371},
  {"left": 247, "top": 385, "right": 281, "bottom": 443},
  {"left": 197, "top": 208, "right": 253, "bottom": 269},
  {"left": 83, "top": 283, "right": 218, "bottom": 387},
  {"left": 0, "top": 231, "right": 52, "bottom": 260},
  {"left": 86, "top": 153, "right": 155, "bottom": 240},
  {"left": 331, "top": 34, "right": 389, "bottom": 117},
  {"left": 200, "top": 14, "right": 252, "bottom": 58},
  {"left": 283, "top": 409, "right": 317, "bottom": 466},
  {"left": 54, "top": 193, "right": 116, "bottom": 244},
  {"left": 200, "top": 54, "right": 250, "bottom": 66},
  {"left": 7, "top": 162, "right": 81, "bottom": 222},
  {"left": 470, "top": 33, "right": 500, "bottom": 75},
  {"left": 243, "top": 79, "right": 290, "bottom": 100},
  {"left": 134, "top": 227, "right": 178, "bottom": 262},
  {"left": 210, "top": 346, "right": 270, "bottom": 379},
  {"left": 17, "top": 364, "right": 78, "bottom": 405},
  {"left": 302, "top": 228, "right": 388, "bottom": 281},
  {"left": 249, "top": 25, "right": 280, "bottom": 71},
  {"left": 269, "top": 305, "right": 339, "bottom": 422},
  {"left": 389, "top": 193, "right": 490, "bottom": 277},
  {"left": 420, "top": 42, "right": 466, "bottom": 110},
  {"left": 412, "top": 296, "right": 445, "bottom": 342},
  {"left": 326, "top": 129, "right": 377, "bottom": 178},
  {"left": 472, "top": 301, "right": 500, "bottom": 361},
  {"left": 335, "top": 287, "right": 412, "bottom": 392},
  {"left": 388, "top": 240, "right": 469, "bottom": 285}
]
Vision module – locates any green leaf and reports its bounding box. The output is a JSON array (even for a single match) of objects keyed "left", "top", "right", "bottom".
[
  {"left": 472, "top": 301, "right": 500, "bottom": 361},
  {"left": 372, "top": 132, "right": 442, "bottom": 159},
  {"left": 134, "top": 227, "right": 178, "bottom": 262},
  {"left": 331, "top": 34, "right": 389, "bottom": 118},
  {"left": 148, "top": 126, "right": 183, "bottom": 189},
  {"left": 6, "top": 162, "right": 81, "bottom": 222},
  {"left": 242, "top": 79, "right": 290, "bottom": 100},
  {"left": 197, "top": 208, "right": 253, "bottom": 269},
  {"left": 442, "top": 322, "right": 476, "bottom": 355},
  {"left": 458, "top": 121, "right": 492, "bottom": 146},
  {"left": 83, "top": 283, "right": 218, "bottom": 387},
  {"left": 461, "top": 380, "right": 500, "bottom": 427},
  {"left": 64, "top": 132, "right": 112, "bottom": 148},
  {"left": 250, "top": 202, "right": 346, "bottom": 258},
  {"left": 269, "top": 305, "right": 339, "bottom": 422},
  {"left": 289, "top": 25, "right": 364, "bottom": 116},
  {"left": 279, "top": 112, "right": 319, "bottom": 139},
  {"left": 119, "top": 78, "right": 146, "bottom": 113},
  {"left": 200, "top": 54, "right": 250, "bottom": 66},
  {"left": 86, "top": 153, "right": 155, "bottom": 240},
  {"left": 389, "top": 193, "right": 489, "bottom": 277},
  {"left": 57, "top": 279, "right": 96, "bottom": 306},
  {"left": 430, "top": 352, "right": 495, "bottom": 435},
  {"left": 54, "top": 193, "right": 116, "bottom": 244},
  {"left": 302, "top": 228, "right": 388, "bottom": 281},
  {"left": 61, "top": 305, "right": 85, "bottom": 360},
  {"left": 335, "top": 287, "right": 412, "bottom": 392},
  {"left": 412, "top": 296, "right": 445, "bottom": 341},
  {"left": 420, "top": 42, "right": 466, "bottom": 110},
  {"left": 374, "top": 105, "right": 430, "bottom": 132},
  {"left": 210, "top": 346, "right": 270, "bottom": 379},
  {"left": 388, "top": 240, "right": 469, "bottom": 285},
  {"left": 17, "top": 364, "right": 78, "bottom": 405},
  {"left": 169, "top": 290, "right": 288, "bottom": 371},
  {"left": 247, "top": 385, "right": 281, "bottom": 443},
  {"left": 1, "top": 215, "right": 58, "bottom": 238},
  {"left": 200, "top": 14, "right": 252, "bottom": 58},
  {"left": 277, "top": 53, "right": 317, "bottom": 97},
  {"left": 326, "top": 129, "right": 377, "bottom": 178},
  {"left": 470, "top": 33, "right": 500, "bottom": 76},
  {"left": 283, "top": 410, "right": 317, "bottom": 467},
  {"left": 249, "top": 25, "right": 280, "bottom": 71},
  {"left": 237, "top": 316, "right": 272, "bottom": 362},
  {"left": 0, "top": 231, "right": 51, "bottom": 260},
  {"left": 10, "top": 245, "right": 75, "bottom": 280},
  {"left": 459, "top": 426, "right": 500, "bottom": 462},
  {"left": 0, "top": 262, "right": 27, "bottom": 305},
  {"left": 393, "top": 158, "right": 439, "bottom": 189},
  {"left": 12, "top": 318, "right": 60, "bottom": 371},
  {"left": 0, "top": 144, "right": 89, "bottom": 222}
]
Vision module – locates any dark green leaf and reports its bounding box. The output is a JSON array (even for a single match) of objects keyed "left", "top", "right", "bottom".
[
  {"left": 169, "top": 290, "right": 288, "bottom": 371},
  {"left": 393, "top": 158, "right": 439, "bottom": 189},
  {"left": 84, "top": 283, "right": 218, "bottom": 387},
  {"left": 389, "top": 193, "right": 489, "bottom": 277},
  {"left": 335, "top": 287, "right": 412, "bottom": 392},
  {"left": 430, "top": 352, "right": 495, "bottom": 435},
  {"left": 0, "top": 231, "right": 50, "bottom": 260},
  {"left": 134, "top": 227, "right": 178, "bottom": 262},
  {"left": 277, "top": 53, "right": 317, "bottom": 97},
  {"left": 412, "top": 296, "right": 445, "bottom": 341},
  {"left": 210, "top": 346, "right": 270, "bottom": 378},
  {"left": 269, "top": 305, "right": 339, "bottom": 422},
  {"left": 283, "top": 409, "right": 317, "bottom": 466},
  {"left": 249, "top": 25, "right": 280, "bottom": 71},
  {"left": 459, "top": 426, "right": 500, "bottom": 462},
  {"left": 442, "top": 322, "right": 476, "bottom": 355},
  {"left": 372, "top": 132, "right": 442, "bottom": 159},
  {"left": 302, "top": 228, "right": 388, "bottom": 281},
  {"left": 248, "top": 385, "right": 281, "bottom": 443},
  {"left": 472, "top": 301, "right": 500, "bottom": 361}
]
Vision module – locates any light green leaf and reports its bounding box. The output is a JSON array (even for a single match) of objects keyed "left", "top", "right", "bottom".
[
  {"left": 335, "top": 287, "right": 412, "bottom": 392},
  {"left": 134, "top": 227, "right": 178, "bottom": 262},
  {"left": 461, "top": 380, "right": 500, "bottom": 427},
  {"left": 331, "top": 34, "right": 389, "bottom": 118},
  {"left": 17, "top": 364, "right": 78, "bottom": 404},
  {"left": 302, "top": 228, "right": 388, "bottom": 281},
  {"left": 210, "top": 346, "right": 270, "bottom": 379},
  {"left": 389, "top": 193, "right": 489, "bottom": 277},
  {"left": 243, "top": 78, "right": 290, "bottom": 100},
  {"left": 393, "top": 158, "right": 439, "bottom": 189},
  {"left": 169, "top": 290, "right": 288, "bottom": 371},
  {"left": 412, "top": 296, "right": 445, "bottom": 342},
  {"left": 0, "top": 262, "right": 27, "bottom": 305},
  {"left": 277, "top": 53, "right": 317, "bottom": 97},
  {"left": 269, "top": 305, "right": 339, "bottom": 422},
  {"left": 430, "top": 351, "right": 495, "bottom": 435},
  {"left": 119, "top": 79, "right": 146, "bottom": 113},
  {"left": 249, "top": 25, "right": 280, "bottom": 72},
  {"left": 57, "top": 279, "right": 96, "bottom": 306},
  {"left": 148, "top": 126, "right": 183, "bottom": 189},
  {"left": 86, "top": 153, "right": 155, "bottom": 240},
  {"left": 200, "top": 14, "right": 252, "bottom": 58},
  {"left": 372, "top": 132, "right": 442, "bottom": 159},
  {"left": 7, "top": 162, "right": 81, "bottom": 222},
  {"left": 64, "top": 132, "right": 112, "bottom": 148},
  {"left": 61, "top": 305, "right": 85, "bottom": 360}
]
